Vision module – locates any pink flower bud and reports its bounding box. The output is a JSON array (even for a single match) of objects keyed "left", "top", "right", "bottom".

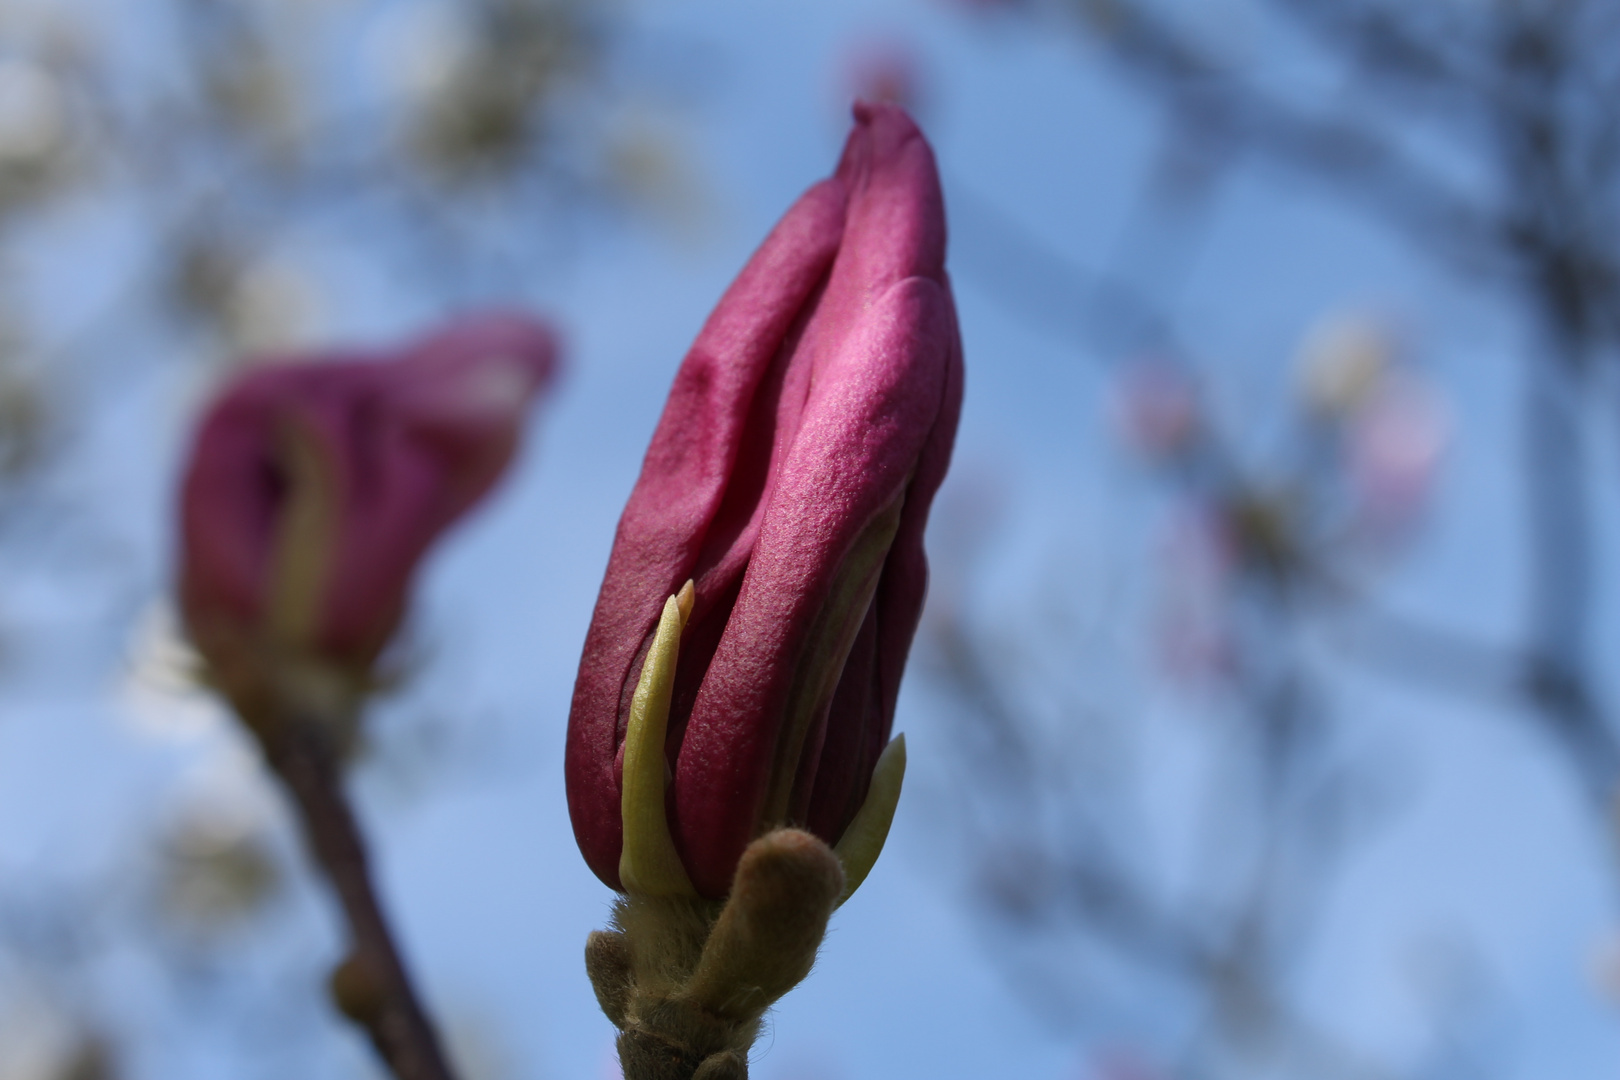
[
  {"left": 178, "top": 312, "right": 560, "bottom": 681},
  {"left": 566, "top": 103, "right": 964, "bottom": 900}
]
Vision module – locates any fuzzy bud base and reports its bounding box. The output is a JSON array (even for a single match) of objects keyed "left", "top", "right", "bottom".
[{"left": 586, "top": 829, "right": 845, "bottom": 1080}]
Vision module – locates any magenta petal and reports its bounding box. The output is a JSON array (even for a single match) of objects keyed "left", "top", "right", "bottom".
[
  {"left": 565, "top": 102, "right": 963, "bottom": 899},
  {"left": 319, "top": 315, "right": 559, "bottom": 658},
  {"left": 673, "top": 276, "right": 955, "bottom": 896},
  {"left": 179, "top": 312, "right": 559, "bottom": 670},
  {"left": 180, "top": 359, "right": 374, "bottom": 648},
  {"left": 566, "top": 179, "right": 848, "bottom": 890}
]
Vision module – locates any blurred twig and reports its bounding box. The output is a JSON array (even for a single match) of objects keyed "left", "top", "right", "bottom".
[
  {"left": 937, "top": 2, "right": 1620, "bottom": 1076},
  {"left": 260, "top": 713, "right": 460, "bottom": 1080}
]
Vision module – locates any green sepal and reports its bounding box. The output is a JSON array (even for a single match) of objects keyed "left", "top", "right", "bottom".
[
  {"left": 832, "top": 733, "right": 905, "bottom": 905},
  {"left": 620, "top": 583, "right": 700, "bottom": 898}
]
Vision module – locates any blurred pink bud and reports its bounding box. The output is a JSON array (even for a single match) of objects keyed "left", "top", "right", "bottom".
[
  {"left": 566, "top": 103, "right": 963, "bottom": 899},
  {"left": 1588, "top": 929, "right": 1620, "bottom": 1002},
  {"left": 1347, "top": 374, "right": 1448, "bottom": 529},
  {"left": 946, "top": 0, "right": 1026, "bottom": 12},
  {"left": 1090, "top": 1048, "right": 1165, "bottom": 1080},
  {"left": 845, "top": 41, "right": 923, "bottom": 111},
  {"left": 178, "top": 312, "right": 560, "bottom": 678},
  {"left": 1113, "top": 358, "right": 1199, "bottom": 459},
  {"left": 1156, "top": 505, "right": 1236, "bottom": 683}
]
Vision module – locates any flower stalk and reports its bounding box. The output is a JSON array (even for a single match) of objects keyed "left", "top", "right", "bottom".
[
  {"left": 257, "top": 702, "right": 460, "bottom": 1080},
  {"left": 177, "top": 312, "right": 558, "bottom": 1080},
  {"left": 588, "top": 830, "right": 846, "bottom": 1080}
]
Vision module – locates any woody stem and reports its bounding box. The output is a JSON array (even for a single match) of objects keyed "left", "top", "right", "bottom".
[{"left": 259, "top": 714, "right": 460, "bottom": 1080}]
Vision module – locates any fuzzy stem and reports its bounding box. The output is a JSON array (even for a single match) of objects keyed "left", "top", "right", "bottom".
[
  {"left": 589, "top": 829, "right": 845, "bottom": 1080},
  {"left": 258, "top": 713, "right": 460, "bottom": 1080}
]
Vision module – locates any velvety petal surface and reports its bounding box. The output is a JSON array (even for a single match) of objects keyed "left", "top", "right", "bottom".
[
  {"left": 565, "top": 102, "right": 963, "bottom": 898},
  {"left": 565, "top": 175, "right": 848, "bottom": 889}
]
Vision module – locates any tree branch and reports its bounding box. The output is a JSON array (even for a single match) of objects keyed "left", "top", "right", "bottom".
[
  {"left": 1063, "top": 0, "right": 1507, "bottom": 277},
  {"left": 258, "top": 716, "right": 460, "bottom": 1080}
]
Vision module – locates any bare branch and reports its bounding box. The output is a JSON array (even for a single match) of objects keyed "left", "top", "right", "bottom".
[
  {"left": 258, "top": 716, "right": 460, "bottom": 1080},
  {"left": 1063, "top": 0, "right": 1507, "bottom": 275}
]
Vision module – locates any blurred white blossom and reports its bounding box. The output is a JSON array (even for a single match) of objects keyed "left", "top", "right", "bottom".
[
  {"left": 156, "top": 745, "right": 284, "bottom": 929},
  {"left": 0, "top": 991, "right": 106, "bottom": 1080},
  {"left": 1297, "top": 312, "right": 1397, "bottom": 418},
  {"left": 224, "top": 258, "right": 321, "bottom": 355},
  {"left": 0, "top": 58, "right": 64, "bottom": 168},
  {"left": 372, "top": 3, "right": 478, "bottom": 106},
  {"left": 119, "top": 602, "right": 226, "bottom": 743}
]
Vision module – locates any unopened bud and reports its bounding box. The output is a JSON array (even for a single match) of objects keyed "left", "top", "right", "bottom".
[
  {"left": 683, "top": 828, "right": 844, "bottom": 1022},
  {"left": 328, "top": 952, "right": 387, "bottom": 1024}
]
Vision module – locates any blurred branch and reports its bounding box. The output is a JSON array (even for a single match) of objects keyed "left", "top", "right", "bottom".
[
  {"left": 937, "top": 1, "right": 1620, "bottom": 1076},
  {"left": 1308, "top": 559, "right": 1620, "bottom": 799},
  {"left": 952, "top": 182, "right": 1186, "bottom": 358},
  {"left": 1067, "top": 0, "right": 1620, "bottom": 342},
  {"left": 926, "top": 609, "right": 1463, "bottom": 1080},
  {"left": 1263, "top": 0, "right": 1488, "bottom": 105},
  {"left": 259, "top": 715, "right": 460, "bottom": 1080},
  {"left": 1064, "top": 0, "right": 1508, "bottom": 278},
  {"left": 0, "top": 1, "right": 662, "bottom": 1076},
  {"left": 956, "top": 169, "right": 1615, "bottom": 784},
  {"left": 1323, "top": 591, "right": 1524, "bottom": 702}
]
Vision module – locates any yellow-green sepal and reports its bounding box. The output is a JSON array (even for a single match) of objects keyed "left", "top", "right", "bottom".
[
  {"left": 831, "top": 733, "right": 906, "bottom": 906},
  {"left": 619, "top": 582, "right": 699, "bottom": 898}
]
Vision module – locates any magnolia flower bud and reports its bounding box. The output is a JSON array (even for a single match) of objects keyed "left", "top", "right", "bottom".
[
  {"left": 566, "top": 102, "right": 963, "bottom": 903},
  {"left": 178, "top": 311, "right": 559, "bottom": 717}
]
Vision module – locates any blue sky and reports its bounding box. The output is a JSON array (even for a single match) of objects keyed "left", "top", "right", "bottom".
[{"left": 0, "top": 0, "right": 1617, "bottom": 1077}]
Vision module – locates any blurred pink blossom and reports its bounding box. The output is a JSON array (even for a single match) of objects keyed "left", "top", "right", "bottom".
[
  {"left": 1346, "top": 373, "right": 1449, "bottom": 532},
  {"left": 179, "top": 311, "right": 560, "bottom": 681},
  {"left": 946, "top": 0, "right": 1027, "bottom": 12},
  {"left": 1113, "top": 358, "right": 1200, "bottom": 460},
  {"left": 1156, "top": 503, "right": 1237, "bottom": 683},
  {"left": 1089, "top": 1046, "right": 1167, "bottom": 1080},
  {"left": 844, "top": 40, "right": 923, "bottom": 110},
  {"left": 1587, "top": 929, "right": 1620, "bottom": 1002}
]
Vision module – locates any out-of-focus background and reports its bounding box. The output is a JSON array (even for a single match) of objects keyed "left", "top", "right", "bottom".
[{"left": 0, "top": 0, "right": 1615, "bottom": 1077}]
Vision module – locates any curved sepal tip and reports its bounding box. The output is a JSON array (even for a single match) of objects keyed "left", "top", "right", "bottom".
[
  {"left": 619, "top": 583, "right": 699, "bottom": 897},
  {"left": 831, "top": 733, "right": 906, "bottom": 905}
]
